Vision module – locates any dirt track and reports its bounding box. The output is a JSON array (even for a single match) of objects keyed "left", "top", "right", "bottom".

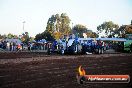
[{"left": 0, "top": 53, "right": 132, "bottom": 88}]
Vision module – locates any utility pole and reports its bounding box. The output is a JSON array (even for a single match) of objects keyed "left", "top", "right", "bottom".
[{"left": 23, "top": 21, "right": 26, "bottom": 32}]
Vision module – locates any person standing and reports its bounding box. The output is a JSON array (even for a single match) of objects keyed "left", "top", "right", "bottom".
[
  {"left": 13, "top": 42, "right": 16, "bottom": 51},
  {"left": 10, "top": 42, "right": 12, "bottom": 51},
  {"left": 6, "top": 41, "right": 10, "bottom": 51},
  {"left": 28, "top": 43, "right": 31, "bottom": 51}
]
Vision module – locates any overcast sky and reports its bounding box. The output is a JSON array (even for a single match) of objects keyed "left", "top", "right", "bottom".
[{"left": 0, "top": 0, "right": 132, "bottom": 37}]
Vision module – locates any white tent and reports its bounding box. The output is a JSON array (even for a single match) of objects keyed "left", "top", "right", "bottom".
[{"left": 5, "top": 38, "right": 22, "bottom": 44}]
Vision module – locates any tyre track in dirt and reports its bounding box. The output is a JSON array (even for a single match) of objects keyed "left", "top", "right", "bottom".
[{"left": 0, "top": 53, "right": 132, "bottom": 88}]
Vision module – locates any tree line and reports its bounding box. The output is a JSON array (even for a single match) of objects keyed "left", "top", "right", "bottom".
[
  {"left": 1, "top": 13, "right": 132, "bottom": 43},
  {"left": 0, "top": 32, "right": 34, "bottom": 44},
  {"left": 97, "top": 21, "right": 132, "bottom": 38},
  {"left": 35, "top": 13, "right": 99, "bottom": 41},
  {"left": 35, "top": 13, "right": 132, "bottom": 41}
]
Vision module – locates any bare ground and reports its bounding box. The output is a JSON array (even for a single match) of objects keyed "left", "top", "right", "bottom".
[{"left": 0, "top": 52, "right": 132, "bottom": 88}]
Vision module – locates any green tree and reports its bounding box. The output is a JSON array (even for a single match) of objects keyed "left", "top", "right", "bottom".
[
  {"left": 59, "top": 13, "right": 71, "bottom": 35},
  {"left": 7, "top": 33, "right": 14, "bottom": 39},
  {"left": 41, "top": 31, "right": 54, "bottom": 41},
  {"left": 72, "top": 24, "right": 98, "bottom": 38},
  {"left": 117, "top": 25, "right": 132, "bottom": 38},
  {"left": 35, "top": 33, "right": 42, "bottom": 41},
  {"left": 115, "top": 21, "right": 132, "bottom": 38},
  {"left": 46, "top": 15, "right": 56, "bottom": 34},
  {"left": 35, "top": 31, "right": 54, "bottom": 41},
  {"left": 46, "top": 13, "right": 71, "bottom": 39},
  {"left": 97, "top": 21, "right": 119, "bottom": 37},
  {"left": 87, "top": 31, "right": 99, "bottom": 38},
  {"left": 72, "top": 24, "right": 88, "bottom": 38},
  {"left": 6, "top": 33, "right": 18, "bottom": 39}
]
